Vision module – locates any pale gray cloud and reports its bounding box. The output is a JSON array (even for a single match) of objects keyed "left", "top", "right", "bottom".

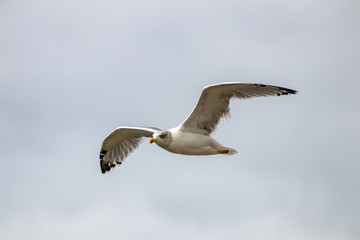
[{"left": 0, "top": 0, "right": 359, "bottom": 239}]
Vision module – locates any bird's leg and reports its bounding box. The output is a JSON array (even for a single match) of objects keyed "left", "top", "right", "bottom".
[{"left": 218, "top": 150, "right": 229, "bottom": 154}]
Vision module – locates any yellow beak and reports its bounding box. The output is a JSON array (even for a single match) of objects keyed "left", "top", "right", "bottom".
[{"left": 149, "top": 138, "right": 157, "bottom": 144}]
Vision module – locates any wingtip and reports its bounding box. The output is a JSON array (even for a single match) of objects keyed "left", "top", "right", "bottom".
[
  {"left": 276, "top": 86, "right": 297, "bottom": 96},
  {"left": 99, "top": 148, "right": 117, "bottom": 174},
  {"left": 100, "top": 159, "right": 106, "bottom": 174},
  {"left": 100, "top": 159, "right": 116, "bottom": 174},
  {"left": 287, "top": 88, "right": 298, "bottom": 95},
  {"left": 255, "top": 84, "right": 297, "bottom": 96}
]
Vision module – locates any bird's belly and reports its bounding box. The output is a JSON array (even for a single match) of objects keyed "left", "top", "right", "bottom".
[{"left": 163, "top": 133, "right": 219, "bottom": 155}]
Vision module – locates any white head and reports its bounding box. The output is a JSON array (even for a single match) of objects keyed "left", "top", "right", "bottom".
[{"left": 149, "top": 131, "right": 172, "bottom": 148}]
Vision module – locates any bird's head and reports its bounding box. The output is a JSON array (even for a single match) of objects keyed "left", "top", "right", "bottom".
[{"left": 150, "top": 131, "right": 172, "bottom": 147}]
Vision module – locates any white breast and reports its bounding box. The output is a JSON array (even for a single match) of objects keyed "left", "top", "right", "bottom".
[{"left": 162, "top": 128, "right": 221, "bottom": 155}]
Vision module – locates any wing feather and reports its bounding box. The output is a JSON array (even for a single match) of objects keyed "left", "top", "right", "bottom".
[
  {"left": 99, "top": 126, "right": 161, "bottom": 173},
  {"left": 179, "top": 82, "right": 297, "bottom": 135}
]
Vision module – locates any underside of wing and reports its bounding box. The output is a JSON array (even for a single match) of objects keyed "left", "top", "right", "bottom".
[
  {"left": 99, "top": 126, "right": 161, "bottom": 173},
  {"left": 179, "top": 82, "right": 297, "bottom": 135}
]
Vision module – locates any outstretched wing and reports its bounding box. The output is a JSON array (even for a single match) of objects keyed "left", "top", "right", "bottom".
[
  {"left": 99, "top": 126, "right": 161, "bottom": 173},
  {"left": 179, "top": 82, "right": 297, "bottom": 135}
]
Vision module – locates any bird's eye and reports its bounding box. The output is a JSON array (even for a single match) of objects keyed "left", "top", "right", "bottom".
[{"left": 160, "top": 133, "right": 166, "bottom": 139}]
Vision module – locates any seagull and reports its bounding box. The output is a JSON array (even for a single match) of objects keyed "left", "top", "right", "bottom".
[{"left": 99, "top": 82, "right": 297, "bottom": 173}]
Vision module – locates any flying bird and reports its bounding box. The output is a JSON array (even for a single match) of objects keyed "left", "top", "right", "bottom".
[{"left": 99, "top": 82, "right": 297, "bottom": 173}]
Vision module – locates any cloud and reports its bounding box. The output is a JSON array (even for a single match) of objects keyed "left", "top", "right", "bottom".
[
  {"left": 1, "top": 204, "right": 353, "bottom": 240},
  {"left": 1, "top": 0, "right": 359, "bottom": 239}
]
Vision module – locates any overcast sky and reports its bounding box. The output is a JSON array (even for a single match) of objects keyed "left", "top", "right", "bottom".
[{"left": 0, "top": 0, "right": 359, "bottom": 239}]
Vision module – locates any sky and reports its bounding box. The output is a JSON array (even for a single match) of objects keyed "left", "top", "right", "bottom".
[{"left": 0, "top": 0, "right": 359, "bottom": 239}]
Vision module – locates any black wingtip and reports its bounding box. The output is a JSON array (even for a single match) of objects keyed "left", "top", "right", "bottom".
[
  {"left": 281, "top": 87, "right": 297, "bottom": 95},
  {"left": 275, "top": 86, "right": 297, "bottom": 96},
  {"left": 255, "top": 84, "right": 297, "bottom": 96},
  {"left": 99, "top": 148, "right": 116, "bottom": 174},
  {"left": 100, "top": 159, "right": 116, "bottom": 174},
  {"left": 100, "top": 149, "right": 107, "bottom": 159},
  {"left": 100, "top": 159, "right": 107, "bottom": 174}
]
